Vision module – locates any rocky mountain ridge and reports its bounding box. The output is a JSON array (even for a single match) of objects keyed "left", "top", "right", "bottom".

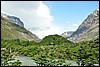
[
  {"left": 1, "top": 13, "right": 24, "bottom": 27},
  {"left": 68, "top": 9, "right": 99, "bottom": 43}
]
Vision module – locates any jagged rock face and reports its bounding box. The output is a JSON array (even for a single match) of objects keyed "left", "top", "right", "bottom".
[
  {"left": 68, "top": 9, "right": 99, "bottom": 43},
  {"left": 1, "top": 13, "right": 24, "bottom": 27}
]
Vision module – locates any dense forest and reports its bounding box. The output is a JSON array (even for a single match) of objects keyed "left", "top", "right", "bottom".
[{"left": 1, "top": 35, "right": 99, "bottom": 66}]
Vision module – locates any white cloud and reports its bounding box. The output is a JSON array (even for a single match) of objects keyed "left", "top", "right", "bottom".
[
  {"left": 1, "top": 1, "right": 62, "bottom": 39},
  {"left": 66, "top": 23, "right": 79, "bottom": 31},
  {"left": 30, "top": 25, "right": 62, "bottom": 39}
]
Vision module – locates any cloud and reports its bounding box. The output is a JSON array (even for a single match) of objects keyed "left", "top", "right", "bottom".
[
  {"left": 30, "top": 25, "right": 62, "bottom": 39},
  {"left": 66, "top": 23, "right": 79, "bottom": 31},
  {"left": 1, "top": 1, "right": 62, "bottom": 39}
]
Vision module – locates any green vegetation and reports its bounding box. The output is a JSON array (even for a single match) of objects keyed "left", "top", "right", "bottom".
[
  {"left": 40, "top": 34, "right": 73, "bottom": 45},
  {"left": 1, "top": 43, "right": 22, "bottom": 66},
  {"left": 1, "top": 35, "right": 99, "bottom": 66},
  {"left": 74, "top": 38, "right": 99, "bottom": 66}
]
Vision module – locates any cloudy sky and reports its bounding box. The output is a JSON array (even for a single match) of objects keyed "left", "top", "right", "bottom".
[{"left": 1, "top": 1, "right": 99, "bottom": 39}]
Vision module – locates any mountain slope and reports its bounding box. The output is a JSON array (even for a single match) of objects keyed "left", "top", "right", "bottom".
[
  {"left": 1, "top": 15, "right": 39, "bottom": 41},
  {"left": 68, "top": 9, "right": 99, "bottom": 43}
]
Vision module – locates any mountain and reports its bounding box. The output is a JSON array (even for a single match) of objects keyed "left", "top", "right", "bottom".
[
  {"left": 62, "top": 31, "right": 74, "bottom": 38},
  {"left": 1, "top": 14, "right": 39, "bottom": 41},
  {"left": 68, "top": 9, "right": 99, "bottom": 43},
  {"left": 1, "top": 13, "right": 24, "bottom": 27}
]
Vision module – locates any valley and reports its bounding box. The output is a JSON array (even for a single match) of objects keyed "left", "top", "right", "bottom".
[{"left": 1, "top": 7, "right": 99, "bottom": 66}]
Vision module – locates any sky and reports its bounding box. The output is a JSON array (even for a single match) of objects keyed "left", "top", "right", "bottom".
[{"left": 1, "top": 1, "right": 99, "bottom": 39}]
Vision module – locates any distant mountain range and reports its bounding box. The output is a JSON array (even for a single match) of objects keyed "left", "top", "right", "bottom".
[
  {"left": 62, "top": 31, "right": 74, "bottom": 38},
  {"left": 67, "top": 9, "right": 99, "bottom": 43},
  {"left": 1, "top": 13, "right": 39, "bottom": 41}
]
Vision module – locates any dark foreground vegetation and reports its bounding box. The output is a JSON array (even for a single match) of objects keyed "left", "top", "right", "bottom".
[{"left": 1, "top": 35, "right": 99, "bottom": 66}]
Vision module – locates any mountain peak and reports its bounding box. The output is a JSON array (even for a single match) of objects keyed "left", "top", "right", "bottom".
[
  {"left": 96, "top": 8, "right": 99, "bottom": 11},
  {"left": 68, "top": 9, "right": 99, "bottom": 43},
  {"left": 62, "top": 31, "right": 74, "bottom": 38},
  {"left": 1, "top": 13, "right": 24, "bottom": 27}
]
